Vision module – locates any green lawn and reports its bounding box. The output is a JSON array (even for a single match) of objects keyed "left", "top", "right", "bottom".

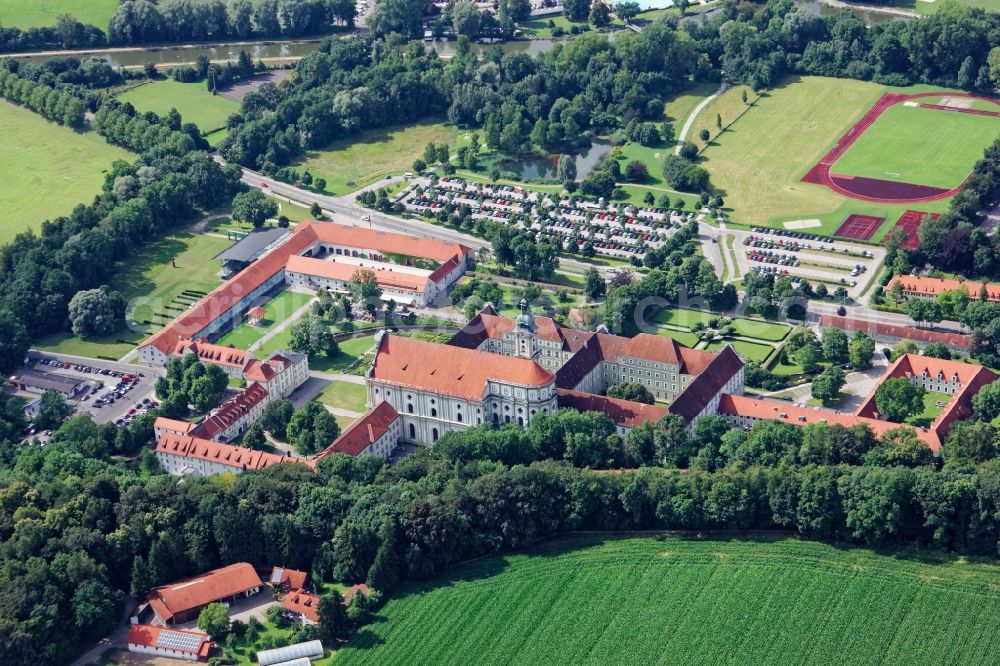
[
  {"left": 687, "top": 83, "right": 758, "bottom": 151},
  {"left": 0, "top": 0, "right": 118, "bottom": 28},
  {"left": 295, "top": 120, "right": 459, "bottom": 195},
  {"left": 0, "top": 99, "right": 132, "bottom": 245},
  {"left": 906, "top": 390, "right": 953, "bottom": 428},
  {"left": 118, "top": 79, "right": 239, "bottom": 135},
  {"left": 664, "top": 83, "right": 721, "bottom": 125},
  {"left": 831, "top": 104, "right": 1000, "bottom": 189},
  {"left": 730, "top": 318, "right": 790, "bottom": 342},
  {"left": 336, "top": 535, "right": 1000, "bottom": 665},
  {"left": 37, "top": 232, "right": 229, "bottom": 360},
  {"left": 699, "top": 75, "right": 956, "bottom": 236},
  {"left": 706, "top": 339, "right": 774, "bottom": 363},
  {"left": 315, "top": 380, "right": 369, "bottom": 414},
  {"left": 216, "top": 290, "right": 314, "bottom": 349},
  {"left": 650, "top": 307, "right": 714, "bottom": 328},
  {"left": 259, "top": 330, "right": 378, "bottom": 372},
  {"left": 654, "top": 328, "right": 700, "bottom": 347}
]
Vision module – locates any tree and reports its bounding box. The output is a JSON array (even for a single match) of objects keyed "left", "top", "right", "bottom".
[
  {"left": 584, "top": 267, "right": 606, "bottom": 300},
  {"left": 607, "top": 382, "right": 655, "bottom": 404},
  {"left": 287, "top": 402, "right": 340, "bottom": 455},
  {"left": 875, "top": 377, "right": 925, "bottom": 423},
  {"left": 614, "top": 1, "right": 640, "bottom": 22},
  {"left": 412, "top": 158, "right": 426, "bottom": 173},
  {"left": 435, "top": 144, "right": 450, "bottom": 165},
  {"left": 318, "top": 590, "right": 349, "bottom": 643},
  {"left": 242, "top": 421, "right": 266, "bottom": 449},
  {"left": 188, "top": 375, "right": 223, "bottom": 413},
  {"left": 197, "top": 603, "right": 231, "bottom": 640},
  {"left": 589, "top": 0, "right": 611, "bottom": 27},
  {"left": 556, "top": 154, "right": 577, "bottom": 185},
  {"left": 849, "top": 331, "right": 875, "bottom": 369},
  {"left": 698, "top": 128, "right": 710, "bottom": 142},
  {"left": 811, "top": 366, "right": 845, "bottom": 405},
  {"left": 261, "top": 399, "right": 295, "bottom": 439},
  {"left": 563, "top": 0, "right": 589, "bottom": 21},
  {"left": 289, "top": 311, "right": 338, "bottom": 357},
  {"left": 821, "top": 327, "right": 848, "bottom": 364},
  {"left": 922, "top": 342, "right": 951, "bottom": 360},
  {"left": 971, "top": 380, "right": 1000, "bottom": 421},
  {"left": 349, "top": 269, "right": 383, "bottom": 315},
  {"left": 793, "top": 344, "right": 820, "bottom": 374},
  {"left": 942, "top": 421, "right": 997, "bottom": 465},
  {"left": 68, "top": 288, "right": 126, "bottom": 337},
  {"left": 624, "top": 160, "right": 648, "bottom": 182},
  {"left": 36, "top": 390, "right": 72, "bottom": 430},
  {"left": 231, "top": 189, "right": 278, "bottom": 228},
  {"left": 452, "top": 2, "right": 482, "bottom": 37}
]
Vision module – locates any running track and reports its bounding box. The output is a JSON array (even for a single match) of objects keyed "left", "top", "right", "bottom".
[{"left": 802, "top": 92, "right": 1000, "bottom": 204}]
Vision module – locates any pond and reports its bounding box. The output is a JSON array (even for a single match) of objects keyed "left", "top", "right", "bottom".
[{"left": 499, "top": 139, "right": 613, "bottom": 181}]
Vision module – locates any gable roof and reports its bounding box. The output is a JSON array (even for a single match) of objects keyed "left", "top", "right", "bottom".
[
  {"left": 887, "top": 274, "right": 1000, "bottom": 302},
  {"left": 300, "top": 220, "right": 471, "bottom": 263},
  {"left": 195, "top": 382, "right": 269, "bottom": 440},
  {"left": 155, "top": 432, "right": 289, "bottom": 471},
  {"left": 819, "top": 314, "right": 971, "bottom": 349},
  {"left": 557, "top": 389, "right": 668, "bottom": 428},
  {"left": 370, "top": 334, "right": 554, "bottom": 401},
  {"left": 281, "top": 590, "right": 321, "bottom": 623},
  {"left": 285, "top": 254, "right": 429, "bottom": 293},
  {"left": 174, "top": 338, "right": 250, "bottom": 369},
  {"left": 126, "top": 625, "right": 213, "bottom": 657},
  {"left": 269, "top": 566, "right": 308, "bottom": 590},
  {"left": 147, "top": 563, "right": 262, "bottom": 620},
  {"left": 668, "top": 345, "right": 744, "bottom": 420},
  {"left": 448, "top": 309, "right": 595, "bottom": 352},
  {"left": 316, "top": 401, "right": 398, "bottom": 458}
]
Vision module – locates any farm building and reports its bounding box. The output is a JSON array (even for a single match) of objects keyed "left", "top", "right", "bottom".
[
  {"left": 126, "top": 625, "right": 213, "bottom": 662},
  {"left": 138, "top": 562, "right": 263, "bottom": 625}
]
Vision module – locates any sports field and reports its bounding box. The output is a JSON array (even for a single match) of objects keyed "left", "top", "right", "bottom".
[
  {"left": 831, "top": 104, "right": 999, "bottom": 190},
  {"left": 337, "top": 535, "right": 1000, "bottom": 665},
  {"left": 700, "top": 76, "right": 956, "bottom": 237},
  {"left": 0, "top": 0, "right": 118, "bottom": 29},
  {"left": 118, "top": 80, "right": 239, "bottom": 136},
  {"left": 0, "top": 100, "right": 132, "bottom": 245},
  {"left": 295, "top": 120, "right": 458, "bottom": 195}
]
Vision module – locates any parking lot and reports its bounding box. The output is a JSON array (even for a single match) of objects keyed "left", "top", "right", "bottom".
[
  {"left": 731, "top": 226, "right": 885, "bottom": 299},
  {"left": 24, "top": 352, "right": 163, "bottom": 426},
  {"left": 403, "top": 176, "right": 700, "bottom": 261}
]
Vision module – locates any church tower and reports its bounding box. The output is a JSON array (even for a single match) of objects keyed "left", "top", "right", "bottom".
[{"left": 513, "top": 298, "right": 540, "bottom": 361}]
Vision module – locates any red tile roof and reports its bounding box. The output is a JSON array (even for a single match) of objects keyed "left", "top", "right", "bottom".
[
  {"left": 269, "top": 566, "right": 307, "bottom": 590},
  {"left": 195, "top": 382, "right": 269, "bottom": 440},
  {"left": 448, "top": 309, "right": 594, "bottom": 351},
  {"left": 248, "top": 306, "right": 266, "bottom": 319},
  {"left": 155, "top": 432, "right": 288, "bottom": 471},
  {"left": 286, "top": 254, "right": 429, "bottom": 293},
  {"left": 146, "top": 563, "right": 262, "bottom": 621},
  {"left": 343, "top": 583, "right": 370, "bottom": 604},
  {"left": 668, "top": 345, "right": 744, "bottom": 421},
  {"left": 371, "top": 334, "right": 554, "bottom": 401},
  {"left": 140, "top": 220, "right": 471, "bottom": 356},
  {"left": 174, "top": 339, "right": 250, "bottom": 369},
  {"left": 281, "top": 590, "right": 320, "bottom": 623},
  {"left": 819, "top": 315, "right": 971, "bottom": 350},
  {"left": 316, "top": 401, "right": 398, "bottom": 458},
  {"left": 154, "top": 416, "right": 198, "bottom": 435},
  {"left": 557, "top": 389, "right": 668, "bottom": 428},
  {"left": 126, "top": 625, "right": 213, "bottom": 656},
  {"left": 887, "top": 274, "right": 1000, "bottom": 302},
  {"left": 717, "top": 393, "right": 944, "bottom": 451}
]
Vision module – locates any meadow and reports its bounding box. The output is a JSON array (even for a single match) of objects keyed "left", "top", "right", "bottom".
[
  {"left": 831, "top": 104, "right": 999, "bottom": 189},
  {"left": 0, "top": 99, "right": 132, "bottom": 245},
  {"left": 0, "top": 0, "right": 118, "bottom": 29},
  {"left": 699, "top": 76, "right": 956, "bottom": 236},
  {"left": 117, "top": 80, "right": 239, "bottom": 135},
  {"left": 336, "top": 535, "right": 1000, "bottom": 665},
  {"left": 295, "top": 120, "right": 458, "bottom": 195}
]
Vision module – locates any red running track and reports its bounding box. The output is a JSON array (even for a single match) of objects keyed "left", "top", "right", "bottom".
[{"left": 801, "top": 91, "right": 1000, "bottom": 204}]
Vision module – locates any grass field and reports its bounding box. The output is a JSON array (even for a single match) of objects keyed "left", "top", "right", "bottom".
[
  {"left": 906, "top": 390, "right": 952, "bottom": 428},
  {"left": 118, "top": 80, "right": 239, "bottom": 135},
  {"left": 295, "top": 120, "right": 459, "bottom": 195},
  {"left": 258, "top": 329, "right": 377, "bottom": 372},
  {"left": 315, "top": 380, "right": 368, "bottom": 414},
  {"left": 700, "top": 76, "right": 957, "bottom": 236},
  {"left": 36, "top": 231, "right": 229, "bottom": 359},
  {"left": 654, "top": 328, "right": 700, "bottom": 346},
  {"left": 831, "top": 104, "right": 999, "bottom": 189},
  {"left": 0, "top": 0, "right": 118, "bottom": 28},
  {"left": 665, "top": 83, "right": 719, "bottom": 125},
  {"left": 216, "top": 290, "right": 314, "bottom": 348},
  {"left": 0, "top": 100, "right": 132, "bottom": 245},
  {"left": 688, "top": 83, "right": 757, "bottom": 151},
  {"left": 707, "top": 339, "right": 774, "bottom": 363},
  {"left": 730, "top": 318, "right": 790, "bottom": 342},
  {"left": 337, "top": 535, "right": 1000, "bottom": 665},
  {"left": 650, "top": 307, "right": 715, "bottom": 328}
]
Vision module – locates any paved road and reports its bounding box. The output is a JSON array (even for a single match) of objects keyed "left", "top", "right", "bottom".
[{"left": 676, "top": 81, "right": 727, "bottom": 155}]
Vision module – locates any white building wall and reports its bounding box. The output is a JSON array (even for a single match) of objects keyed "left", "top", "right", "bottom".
[{"left": 127, "top": 643, "right": 201, "bottom": 662}]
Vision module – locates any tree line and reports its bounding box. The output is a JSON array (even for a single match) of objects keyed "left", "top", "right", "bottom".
[{"left": 0, "top": 0, "right": 356, "bottom": 53}]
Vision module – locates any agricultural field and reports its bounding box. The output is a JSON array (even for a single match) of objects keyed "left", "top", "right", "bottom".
[
  {"left": 700, "top": 76, "right": 955, "bottom": 236},
  {"left": 336, "top": 535, "right": 1000, "bottom": 665},
  {"left": 830, "top": 104, "right": 999, "bottom": 189},
  {"left": 0, "top": 0, "right": 118, "bottom": 29},
  {"left": 295, "top": 120, "right": 458, "bottom": 195},
  {"left": 117, "top": 80, "right": 239, "bottom": 136},
  {"left": 0, "top": 99, "right": 132, "bottom": 245}
]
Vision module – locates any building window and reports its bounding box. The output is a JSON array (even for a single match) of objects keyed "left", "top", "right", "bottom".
[
  {"left": 407, "top": 404, "right": 414, "bottom": 414},
  {"left": 409, "top": 423, "right": 416, "bottom": 439},
  {"left": 432, "top": 428, "right": 439, "bottom": 441},
  {"left": 456, "top": 413, "right": 463, "bottom": 423},
  {"left": 430, "top": 408, "right": 437, "bottom": 418}
]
